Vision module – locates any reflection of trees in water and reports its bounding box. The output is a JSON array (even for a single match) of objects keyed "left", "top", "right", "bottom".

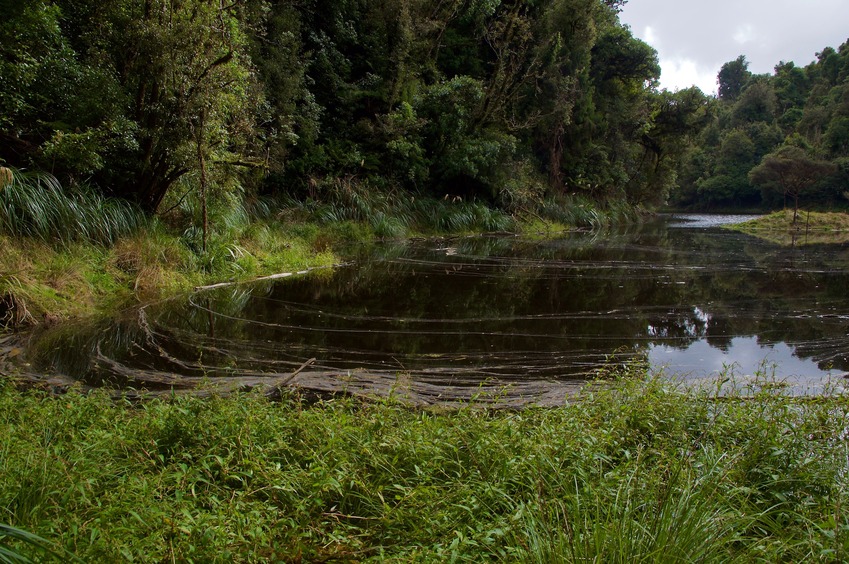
[
  {"left": 648, "top": 307, "right": 711, "bottom": 343},
  {"left": 27, "top": 222, "right": 849, "bottom": 385},
  {"left": 640, "top": 230, "right": 849, "bottom": 370},
  {"left": 28, "top": 315, "right": 149, "bottom": 386}
]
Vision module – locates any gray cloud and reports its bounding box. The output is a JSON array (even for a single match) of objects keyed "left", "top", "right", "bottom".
[{"left": 619, "top": 0, "right": 849, "bottom": 93}]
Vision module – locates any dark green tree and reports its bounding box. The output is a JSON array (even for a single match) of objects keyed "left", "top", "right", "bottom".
[
  {"left": 749, "top": 145, "right": 838, "bottom": 223},
  {"left": 773, "top": 61, "right": 810, "bottom": 118},
  {"left": 717, "top": 55, "right": 751, "bottom": 102},
  {"left": 732, "top": 78, "right": 777, "bottom": 125}
]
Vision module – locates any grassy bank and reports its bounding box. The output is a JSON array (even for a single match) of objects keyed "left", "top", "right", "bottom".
[
  {"left": 727, "top": 210, "right": 849, "bottom": 245},
  {"left": 0, "top": 223, "right": 339, "bottom": 327},
  {"left": 1, "top": 170, "right": 640, "bottom": 328},
  {"left": 1, "top": 372, "right": 847, "bottom": 562}
]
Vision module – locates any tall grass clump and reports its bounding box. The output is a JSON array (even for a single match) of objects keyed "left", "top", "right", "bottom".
[
  {"left": 299, "top": 177, "right": 515, "bottom": 237},
  {"left": 409, "top": 197, "right": 514, "bottom": 233},
  {"left": 0, "top": 169, "right": 146, "bottom": 246},
  {"left": 530, "top": 194, "right": 641, "bottom": 230}
]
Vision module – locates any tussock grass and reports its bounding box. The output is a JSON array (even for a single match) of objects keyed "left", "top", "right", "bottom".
[
  {"left": 0, "top": 235, "right": 127, "bottom": 323},
  {"left": 313, "top": 185, "right": 516, "bottom": 237},
  {"left": 1, "top": 372, "right": 847, "bottom": 562},
  {"left": 0, "top": 169, "right": 146, "bottom": 246},
  {"left": 526, "top": 194, "right": 643, "bottom": 231},
  {"left": 260, "top": 180, "right": 635, "bottom": 241},
  {"left": 0, "top": 217, "right": 339, "bottom": 326}
]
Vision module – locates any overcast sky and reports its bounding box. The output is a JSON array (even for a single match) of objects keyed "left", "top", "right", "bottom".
[{"left": 619, "top": 0, "right": 849, "bottom": 95}]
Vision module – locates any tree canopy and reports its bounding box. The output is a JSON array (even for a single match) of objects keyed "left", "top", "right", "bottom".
[
  {"left": 672, "top": 41, "right": 849, "bottom": 210},
  {"left": 1, "top": 0, "right": 714, "bottom": 218}
]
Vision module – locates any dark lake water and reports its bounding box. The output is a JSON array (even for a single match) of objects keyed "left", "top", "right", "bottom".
[{"left": 25, "top": 214, "right": 849, "bottom": 402}]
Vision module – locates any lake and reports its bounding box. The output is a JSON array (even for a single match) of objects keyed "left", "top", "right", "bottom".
[{"left": 25, "top": 214, "right": 849, "bottom": 403}]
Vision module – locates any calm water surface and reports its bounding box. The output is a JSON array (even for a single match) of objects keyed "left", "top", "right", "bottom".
[{"left": 28, "top": 214, "right": 849, "bottom": 400}]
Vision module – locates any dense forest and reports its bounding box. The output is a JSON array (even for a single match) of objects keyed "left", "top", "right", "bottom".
[
  {"left": 2, "top": 0, "right": 847, "bottom": 226},
  {"left": 674, "top": 46, "right": 849, "bottom": 211},
  {"left": 1, "top": 0, "right": 715, "bottom": 225}
]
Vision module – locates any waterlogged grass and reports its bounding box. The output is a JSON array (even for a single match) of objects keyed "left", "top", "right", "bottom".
[
  {"left": 728, "top": 210, "right": 849, "bottom": 245},
  {"left": 265, "top": 183, "right": 637, "bottom": 240},
  {"left": 0, "top": 236, "right": 131, "bottom": 324},
  {"left": 271, "top": 190, "right": 516, "bottom": 238},
  {"left": 1, "top": 373, "right": 847, "bottom": 562}
]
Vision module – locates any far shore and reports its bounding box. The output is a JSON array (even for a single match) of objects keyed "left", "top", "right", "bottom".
[{"left": 725, "top": 209, "right": 849, "bottom": 245}]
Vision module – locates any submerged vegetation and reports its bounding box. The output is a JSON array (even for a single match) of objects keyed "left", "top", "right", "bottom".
[{"left": 1, "top": 371, "right": 848, "bottom": 562}]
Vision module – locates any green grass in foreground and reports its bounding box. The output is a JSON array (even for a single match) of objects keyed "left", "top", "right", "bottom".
[{"left": 1, "top": 372, "right": 848, "bottom": 562}]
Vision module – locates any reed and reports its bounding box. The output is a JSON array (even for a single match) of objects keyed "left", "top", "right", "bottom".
[{"left": 288, "top": 178, "right": 518, "bottom": 237}]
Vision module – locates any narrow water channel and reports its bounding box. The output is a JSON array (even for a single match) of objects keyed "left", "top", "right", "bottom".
[{"left": 24, "top": 214, "right": 849, "bottom": 403}]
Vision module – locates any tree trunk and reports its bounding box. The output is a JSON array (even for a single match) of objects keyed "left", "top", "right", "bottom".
[
  {"left": 792, "top": 191, "right": 799, "bottom": 226},
  {"left": 197, "top": 109, "right": 209, "bottom": 253}
]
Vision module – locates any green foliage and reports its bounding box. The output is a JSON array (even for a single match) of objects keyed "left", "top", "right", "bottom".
[
  {"left": 749, "top": 145, "right": 839, "bottom": 220},
  {"left": 0, "top": 2, "right": 78, "bottom": 131},
  {"left": 718, "top": 55, "right": 751, "bottom": 101},
  {"left": 0, "top": 373, "right": 847, "bottom": 561},
  {"left": 0, "top": 0, "right": 706, "bottom": 228},
  {"left": 732, "top": 78, "right": 778, "bottom": 125},
  {"left": 0, "top": 521, "right": 82, "bottom": 563},
  {"left": 773, "top": 61, "right": 810, "bottom": 114},
  {"left": 675, "top": 40, "right": 849, "bottom": 210},
  {"left": 413, "top": 76, "right": 519, "bottom": 198},
  {"left": 0, "top": 169, "right": 146, "bottom": 246}
]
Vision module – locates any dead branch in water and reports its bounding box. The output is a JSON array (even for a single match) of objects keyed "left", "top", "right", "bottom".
[
  {"left": 266, "top": 357, "right": 316, "bottom": 400},
  {"left": 193, "top": 264, "right": 349, "bottom": 292}
]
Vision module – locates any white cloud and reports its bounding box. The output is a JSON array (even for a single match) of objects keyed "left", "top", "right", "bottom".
[
  {"left": 644, "top": 25, "right": 659, "bottom": 46},
  {"left": 658, "top": 57, "right": 718, "bottom": 94},
  {"left": 619, "top": 0, "right": 849, "bottom": 95},
  {"left": 733, "top": 24, "right": 755, "bottom": 45}
]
